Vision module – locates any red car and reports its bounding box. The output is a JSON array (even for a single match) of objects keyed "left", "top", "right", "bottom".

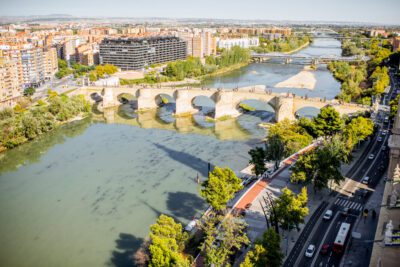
[{"left": 320, "top": 244, "right": 330, "bottom": 255}]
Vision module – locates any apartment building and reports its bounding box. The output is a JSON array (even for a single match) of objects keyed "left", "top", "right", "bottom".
[
  {"left": 43, "top": 47, "right": 58, "bottom": 80},
  {"left": 176, "top": 30, "right": 216, "bottom": 58},
  {"left": 99, "top": 36, "right": 187, "bottom": 70},
  {"left": 21, "top": 47, "right": 45, "bottom": 87},
  {"left": 0, "top": 53, "right": 21, "bottom": 108}
]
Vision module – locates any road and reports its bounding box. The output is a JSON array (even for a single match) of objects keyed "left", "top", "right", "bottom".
[{"left": 293, "top": 67, "right": 399, "bottom": 267}]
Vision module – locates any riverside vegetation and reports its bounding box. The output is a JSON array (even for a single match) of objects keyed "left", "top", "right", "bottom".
[
  {"left": 120, "top": 46, "right": 251, "bottom": 85},
  {"left": 0, "top": 91, "right": 91, "bottom": 152},
  {"left": 328, "top": 37, "right": 394, "bottom": 105},
  {"left": 252, "top": 35, "right": 311, "bottom": 54}
]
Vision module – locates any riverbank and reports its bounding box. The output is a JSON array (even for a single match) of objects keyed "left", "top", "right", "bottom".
[
  {"left": 283, "top": 41, "right": 310, "bottom": 55},
  {"left": 275, "top": 66, "right": 317, "bottom": 90}
]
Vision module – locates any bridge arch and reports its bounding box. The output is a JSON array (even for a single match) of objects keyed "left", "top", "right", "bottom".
[
  {"left": 155, "top": 93, "right": 175, "bottom": 107},
  {"left": 117, "top": 93, "right": 136, "bottom": 104},
  {"left": 295, "top": 106, "right": 322, "bottom": 119},
  {"left": 191, "top": 95, "right": 217, "bottom": 116}
]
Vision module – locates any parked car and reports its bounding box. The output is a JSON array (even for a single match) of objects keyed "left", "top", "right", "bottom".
[
  {"left": 362, "top": 176, "right": 370, "bottom": 185},
  {"left": 305, "top": 244, "right": 316, "bottom": 258},
  {"left": 323, "top": 210, "right": 333, "bottom": 220},
  {"left": 377, "top": 137, "right": 383, "bottom": 142},
  {"left": 368, "top": 154, "right": 375, "bottom": 160}
]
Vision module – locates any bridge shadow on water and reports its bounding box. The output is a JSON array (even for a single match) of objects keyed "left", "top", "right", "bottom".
[
  {"left": 152, "top": 143, "right": 210, "bottom": 177},
  {"left": 167, "top": 191, "right": 207, "bottom": 221},
  {"left": 108, "top": 233, "right": 144, "bottom": 267}
]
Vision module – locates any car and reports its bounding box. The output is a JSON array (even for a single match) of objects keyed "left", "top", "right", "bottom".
[
  {"left": 382, "top": 146, "right": 387, "bottom": 151},
  {"left": 320, "top": 244, "right": 330, "bottom": 255},
  {"left": 362, "top": 176, "right": 370, "bottom": 184},
  {"left": 378, "top": 137, "right": 383, "bottom": 142},
  {"left": 382, "top": 130, "right": 388, "bottom": 136},
  {"left": 368, "top": 154, "right": 375, "bottom": 160},
  {"left": 323, "top": 210, "right": 333, "bottom": 220},
  {"left": 305, "top": 244, "right": 316, "bottom": 258}
]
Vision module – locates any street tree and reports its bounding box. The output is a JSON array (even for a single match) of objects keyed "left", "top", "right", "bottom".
[
  {"left": 200, "top": 166, "right": 243, "bottom": 212},
  {"left": 313, "top": 106, "right": 344, "bottom": 137},
  {"left": 272, "top": 187, "right": 309, "bottom": 231},
  {"left": 240, "top": 228, "right": 284, "bottom": 267},
  {"left": 148, "top": 214, "right": 190, "bottom": 267},
  {"left": 265, "top": 134, "right": 285, "bottom": 170},
  {"left": 290, "top": 152, "right": 316, "bottom": 184},
  {"left": 248, "top": 147, "right": 267, "bottom": 176},
  {"left": 267, "top": 119, "right": 312, "bottom": 158},
  {"left": 203, "top": 216, "right": 249, "bottom": 266},
  {"left": 343, "top": 116, "right": 374, "bottom": 149}
]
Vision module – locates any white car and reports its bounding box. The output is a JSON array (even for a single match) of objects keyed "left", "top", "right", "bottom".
[
  {"left": 362, "top": 176, "right": 370, "bottom": 185},
  {"left": 368, "top": 154, "right": 375, "bottom": 160},
  {"left": 382, "top": 130, "right": 388, "bottom": 136},
  {"left": 305, "top": 244, "right": 316, "bottom": 258},
  {"left": 323, "top": 210, "right": 333, "bottom": 220}
]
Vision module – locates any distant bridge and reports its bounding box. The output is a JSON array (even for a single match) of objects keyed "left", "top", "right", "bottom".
[
  {"left": 72, "top": 85, "right": 370, "bottom": 122},
  {"left": 251, "top": 52, "right": 369, "bottom": 64}
]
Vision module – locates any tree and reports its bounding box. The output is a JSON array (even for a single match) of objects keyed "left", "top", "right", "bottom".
[
  {"left": 343, "top": 116, "right": 374, "bottom": 149},
  {"left": 265, "top": 119, "right": 312, "bottom": 169},
  {"left": 290, "top": 152, "right": 316, "bottom": 184},
  {"left": 148, "top": 215, "right": 190, "bottom": 267},
  {"left": 200, "top": 167, "right": 243, "bottom": 211},
  {"left": 202, "top": 216, "right": 249, "bottom": 266},
  {"left": 313, "top": 106, "right": 344, "bottom": 137},
  {"left": 248, "top": 147, "right": 266, "bottom": 176},
  {"left": 272, "top": 187, "right": 309, "bottom": 231},
  {"left": 265, "top": 134, "right": 285, "bottom": 170},
  {"left": 291, "top": 136, "right": 348, "bottom": 192},
  {"left": 240, "top": 228, "right": 284, "bottom": 267},
  {"left": 23, "top": 87, "right": 36, "bottom": 96}
]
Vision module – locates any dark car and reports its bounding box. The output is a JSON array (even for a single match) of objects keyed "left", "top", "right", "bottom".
[{"left": 320, "top": 244, "right": 330, "bottom": 255}]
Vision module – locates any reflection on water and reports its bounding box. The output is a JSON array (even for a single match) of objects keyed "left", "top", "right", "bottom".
[
  {"left": 109, "top": 104, "right": 270, "bottom": 141},
  {"left": 0, "top": 105, "right": 269, "bottom": 267}
]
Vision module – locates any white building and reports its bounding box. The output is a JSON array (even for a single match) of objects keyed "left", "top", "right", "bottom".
[{"left": 217, "top": 37, "right": 259, "bottom": 49}]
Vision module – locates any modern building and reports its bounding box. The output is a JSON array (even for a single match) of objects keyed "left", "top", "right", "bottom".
[
  {"left": 99, "top": 36, "right": 187, "bottom": 70},
  {"left": 217, "top": 37, "right": 259, "bottom": 50}
]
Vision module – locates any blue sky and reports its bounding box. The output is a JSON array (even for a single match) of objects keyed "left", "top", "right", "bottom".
[{"left": 1, "top": 0, "right": 399, "bottom": 24}]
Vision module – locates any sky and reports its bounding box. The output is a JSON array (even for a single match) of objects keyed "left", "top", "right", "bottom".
[{"left": 1, "top": 0, "right": 400, "bottom": 25}]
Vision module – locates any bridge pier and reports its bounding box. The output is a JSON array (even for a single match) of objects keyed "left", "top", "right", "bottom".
[
  {"left": 137, "top": 89, "right": 158, "bottom": 110},
  {"left": 275, "top": 96, "right": 296, "bottom": 122},
  {"left": 214, "top": 91, "right": 241, "bottom": 119},
  {"left": 175, "top": 90, "right": 198, "bottom": 116},
  {"left": 102, "top": 87, "right": 118, "bottom": 108}
]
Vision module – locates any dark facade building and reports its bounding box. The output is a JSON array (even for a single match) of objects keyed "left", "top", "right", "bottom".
[{"left": 99, "top": 36, "right": 187, "bottom": 70}]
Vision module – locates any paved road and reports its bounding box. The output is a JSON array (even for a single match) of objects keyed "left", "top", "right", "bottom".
[
  {"left": 294, "top": 68, "right": 399, "bottom": 267},
  {"left": 290, "top": 67, "right": 400, "bottom": 267}
]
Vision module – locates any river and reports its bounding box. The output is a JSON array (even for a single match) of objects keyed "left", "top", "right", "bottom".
[{"left": 0, "top": 35, "right": 342, "bottom": 267}]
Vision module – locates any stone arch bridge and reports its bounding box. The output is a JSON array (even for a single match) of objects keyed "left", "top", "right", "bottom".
[{"left": 73, "top": 85, "right": 370, "bottom": 122}]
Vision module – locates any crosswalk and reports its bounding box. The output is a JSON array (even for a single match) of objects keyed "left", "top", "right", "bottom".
[{"left": 334, "top": 197, "right": 364, "bottom": 211}]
